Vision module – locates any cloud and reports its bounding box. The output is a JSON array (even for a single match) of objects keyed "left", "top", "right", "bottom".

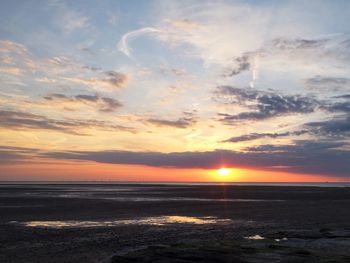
[
  {"left": 3, "top": 139, "right": 345, "bottom": 177},
  {"left": 223, "top": 130, "right": 308, "bottom": 143},
  {"left": 325, "top": 102, "right": 350, "bottom": 113},
  {"left": 0, "top": 146, "right": 39, "bottom": 164},
  {"left": 334, "top": 94, "right": 350, "bottom": 99},
  {"left": 117, "top": 0, "right": 350, "bottom": 72},
  {"left": 47, "top": 56, "right": 74, "bottom": 67},
  {"left": 43, "top": 93, "right": 122, "bottom": 112},
  {"left": 226, "top": 55, "right": 251, "bottom": 76},
  {"left": 147, "top": 117, "right": 196, "bottom": 128},
  {"left": 103, "top": 71, "right": 129, "bottom": 88},
  {"left": 266, "top": 36, "right": 350, "bottom": 65},
  {"left": 61, "top": 10, "right": 89, "bottom": 34},
  {"left": 65, "top": 70, "right": 129, "bottom": 90},
  {"left": 227, "top": 37, "right": 343, "bottom": 78},
  {"left": 108, "top": 13, "right": 118, "bottom": 26},
  {"left": 305, "top": 76, "right": 350, "bottom": 91},
  {"left": 0, "top": 67, "right": 24, "bottom": 76},
  {"left": 0, "top": 110, "right": 83, "bottom": 135},
  {"left": 116, "top": 1, "right": 275, "bottom": 65},
  {"left": 223, "top": 35, "right": 350, "bottom": 84},
  {"left": 133, "top": 2, "right": 272, "bottom": 65},
  {"left": 166, "top": 19, "right": 200, "bottom": 29},
  {"left": 215, "top": 86, "right": 317, "bottom": 123},
  {"left": 0, "top": 149, "right": 29, "bottom": 164},
  {"left": 265, "top": 36, "right": 350, "bottom": 64},
  {"left": 159, "top": 66, "right": 186, "bottom": 76},
  {"left": 117, "top": 27, "right": 161, "bottom": 57},
  {"left": 48, "top": 0, "right": 89, "bottom": 34},
  {"left": 0, "top": 110, "right": 134, "bottom": 135},
  {"left": 0, "top": 40, "right": 28, "bottom": 55},
  {"left": 1, "top": 40, "right": 129, "bottom": 92},
  {"left": 319, "top": 93, "right": 350, "bottom": 114},
  {"left": 0, "top": 40, "right": 35, "bottom": 72},
  {"left": 271, "top": 37, "right": 330, "bottom": 52},
  {"left": 305, "top": 115, "right": 350, "bottom": 138}
]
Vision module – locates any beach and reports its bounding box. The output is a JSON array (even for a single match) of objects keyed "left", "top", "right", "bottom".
[{"left": 1, "top": 184, "right": 350, "bottom": 262}]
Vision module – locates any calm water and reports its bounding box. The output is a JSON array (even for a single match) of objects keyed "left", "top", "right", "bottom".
[
  {"left": 0, "top": 183, "right": 286, "bottom": 202},
  {"left": 0, "top": 182, "right": 349, "bottom": 202}
]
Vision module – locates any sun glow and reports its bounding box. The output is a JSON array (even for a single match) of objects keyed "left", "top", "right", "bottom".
[{"left": 217, "top": 168, "right": 230, "bottom": 176}]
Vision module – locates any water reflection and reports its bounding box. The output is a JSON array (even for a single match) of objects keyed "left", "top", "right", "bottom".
[
  {"left": 244, "top": 234, "right": 265, "bottom": 240},
  {"left": 98, "top": 197, "right": 283, "bottom": 202},
  {"left": 275, "top": 237, "right": 288, "bottom": 242},
  {"left": 17, "top": 216, "right": 232, "bottom": 228}
]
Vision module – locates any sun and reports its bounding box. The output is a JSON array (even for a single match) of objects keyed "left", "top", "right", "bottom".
[{"left": 217, "top": 168, "right": 230, "bottom": 176}]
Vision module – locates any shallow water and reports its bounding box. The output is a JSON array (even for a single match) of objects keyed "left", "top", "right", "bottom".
[
  {"left": 0, "top": 184, "right": 286, "bottom": 202},
  {"left": 96, "top": 196, "right": 284, "bottom": 202},
  {"left": 14, "top": 216, "right": 232, "bottom": 228},
  {"left": 244, "top": 234, "right": 265, "bottom": 240}
]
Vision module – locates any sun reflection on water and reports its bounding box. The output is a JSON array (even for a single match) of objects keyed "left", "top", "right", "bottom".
[{"left": 17, "top": 216, "right": 232, "bottom": 228}]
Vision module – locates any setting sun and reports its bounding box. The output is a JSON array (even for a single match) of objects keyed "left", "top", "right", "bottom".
[{"left": 217, "top": 168, "right": 230, "bottom": 176}]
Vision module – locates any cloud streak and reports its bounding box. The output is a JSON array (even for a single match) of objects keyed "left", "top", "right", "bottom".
[
  {"left": 147, "top": 117, "right": 196, "bottom": 129},
  {"left": 0, "top": 110, "right": 134, "bottom": 135},
  {"left": 43, "top": 93, "right": 122, "bottom": 112},
  {"left": 223, "top": 130, "right": 308, "bottom": 143},
  {"left": 305, "top": 76, "right": 350, "bottom": 91},
  {"left": 65, "top": 71, "right": 129, "bottom": 90}
]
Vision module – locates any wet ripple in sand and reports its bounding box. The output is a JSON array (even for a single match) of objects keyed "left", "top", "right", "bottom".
[{"left": 12, "top": 216, "right": 232, "bottom": 228}]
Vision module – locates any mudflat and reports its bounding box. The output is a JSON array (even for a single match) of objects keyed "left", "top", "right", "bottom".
[{"left": 0, "top": 184, "right": 350, "bottom": 262}]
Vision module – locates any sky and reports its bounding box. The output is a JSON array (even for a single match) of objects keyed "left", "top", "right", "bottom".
[{"left": 0, "top": 0, "right": 350, "bottom": 182}]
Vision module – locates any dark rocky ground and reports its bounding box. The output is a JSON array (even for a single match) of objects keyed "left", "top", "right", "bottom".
[
  {"left": 0, "top": 184, "right": 350, "bottom": 262},
  {"left": 111, "top": 228, "right": 350, "bottom": 263}
]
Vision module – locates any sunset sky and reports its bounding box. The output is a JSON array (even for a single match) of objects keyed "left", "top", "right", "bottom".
[{"left": 1, "top": 0, "right": 350, "bottom": 182}]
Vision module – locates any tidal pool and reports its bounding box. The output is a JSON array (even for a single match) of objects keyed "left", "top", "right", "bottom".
[{"left": 14, "top": 216, "right": 232, "bottom": 228}]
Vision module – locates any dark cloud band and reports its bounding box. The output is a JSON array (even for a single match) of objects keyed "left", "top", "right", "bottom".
[{"left": 1, "top": 139, "right": 349, "bottom": 177}]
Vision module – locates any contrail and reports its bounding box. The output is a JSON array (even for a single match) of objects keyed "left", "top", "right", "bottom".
[
  {"left": 250, "top": 55, "right": 260, "bottom": 88},
  {"left": 117, "top": 27, "right": 161, "bottom": 57}
]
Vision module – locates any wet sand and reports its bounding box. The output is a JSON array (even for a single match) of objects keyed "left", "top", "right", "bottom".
[{"left": 0, "top": 184, "right": 350, "bottom": 262}]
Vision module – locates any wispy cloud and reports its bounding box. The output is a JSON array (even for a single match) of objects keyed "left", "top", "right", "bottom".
[
  {"left": 0, "top": 40, "right": 129, "bottom": 93},
  {"left": 0, "top": 110, "right": 134, "bottom": 135},
  {"left": 65, "top": 71, "right": 129, "bottom": 90},
  {"left": 223, "top": 130, "right": 308, "bottom": 143},
  {"left": 147, "top": 117, "right": 196, "bottom": 129},
  {"left": 43, "top": 93, "right": 122, "bottom": 112},
  {"left": 305, "top": 76, "right": 350, "bottom": 91},
  {"left": 0, "top": 67, "right": 24, "bottom": 76},
  {"left": 48, "top": 0, "right": 90, "bottom": 34},
  {"left": 0, "top": 40, "right": 35, "bottom": 72},
  {"left": 61, "top": 10, "right": 89, "bottom": 34}
]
